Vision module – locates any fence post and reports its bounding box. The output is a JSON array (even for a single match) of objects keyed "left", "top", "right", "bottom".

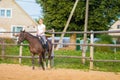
[
  {"left": 19, "top": 43, "right": 23, "bottom": 64},
  {"left": 1, "top": 41, "right": 5, "bottom": 59},
  {"left": 90, "top": 30, "right": 94, "bottom": 69},
  {"left": 51, "top": 29, "right": 55, "bottom": 67}
]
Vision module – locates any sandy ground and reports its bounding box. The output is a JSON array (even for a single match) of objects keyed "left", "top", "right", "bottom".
[{"left": 0, "top": 64, "right": 120, "bottom": 80}]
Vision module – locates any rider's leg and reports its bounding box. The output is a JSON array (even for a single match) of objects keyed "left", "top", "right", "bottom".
[
  {"left": 41, "top": 35, "right": 48, "bottom": 52},
  {"left": 41, "top": 35, "right": 46, "bottom": 44}
]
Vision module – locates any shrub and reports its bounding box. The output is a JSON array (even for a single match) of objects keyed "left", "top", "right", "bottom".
[
  {"left": 95, "top": 34, "right": 113, "bottom": 52},
  {"left": 0, "top": 38, "right": 15, "bottom": 43}
]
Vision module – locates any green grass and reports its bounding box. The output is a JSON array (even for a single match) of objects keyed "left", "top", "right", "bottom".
[
  {"left": 53, "top": 50, "right": 89, "bottom": 70},
  {"left": 53, "top": 50, "right": 120, "bottom": 72},
  {"left": 93, "top": 52, "right": 120, "bottom": 72},
  {"left": 0, "top": 45, "right": 120, "bottom": 72}
]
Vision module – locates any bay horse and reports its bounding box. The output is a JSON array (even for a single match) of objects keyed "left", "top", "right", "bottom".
[{"left": 17, "top": 30, "right": 52, "bottom": 70}]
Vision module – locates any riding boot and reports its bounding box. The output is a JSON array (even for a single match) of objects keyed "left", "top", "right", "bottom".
[{"left": 45, "top": 43, "right": 48, "bottom": 53}]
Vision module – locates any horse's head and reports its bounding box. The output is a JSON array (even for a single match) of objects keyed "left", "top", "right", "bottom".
[{"left": 17, "top": 30, "right": 26, "bottom": 44}]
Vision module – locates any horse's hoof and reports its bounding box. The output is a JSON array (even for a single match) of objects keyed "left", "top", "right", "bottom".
[
  {"left": 48, "top": 66, "right": 51, "bottom": 69},
  {"left": 32, "top": 67, "right": 35, "bottom": 70},
  {"left": 42, "top": 68, "right": 45, "bottom": 71}
]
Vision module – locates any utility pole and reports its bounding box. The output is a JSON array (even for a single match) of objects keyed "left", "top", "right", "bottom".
[
  {"left": 55, "top": 0, "right": 79, "bottom": 50},
  {"left": 82, "top": 0, "right": 89, "bottom": 64}
]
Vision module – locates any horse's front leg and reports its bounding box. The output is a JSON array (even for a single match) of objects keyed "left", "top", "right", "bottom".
[
  {"left": 32, "top": 54, "right": 35, "bottom": 70},
  {"left": 39, "top": 55, "right": 46, "bottom": 70},
  {"left": 42, "top": 53, "right": 47, "bottom": 70}
]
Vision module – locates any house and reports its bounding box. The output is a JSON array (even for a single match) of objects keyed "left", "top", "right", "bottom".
[
  {"left": 108, "top": 20, "right": 120, "bottom": 37},
  {"left": 108, "top": 19, "right": 120, "bottom": 45},
  {"left": 0, "top": 0, "right": 38, "bottom": 38}
]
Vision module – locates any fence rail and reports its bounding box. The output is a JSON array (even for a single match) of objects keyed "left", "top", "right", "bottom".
[
  {"left": 0, "top": 30, "right": 120, "bottom": 70},
  {"left": 1, "top": 43, "right": 120, "bottom": 47}
]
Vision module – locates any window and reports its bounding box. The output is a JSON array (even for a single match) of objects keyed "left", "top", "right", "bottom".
[
  {"left": 117, "top": 25, "right": 120, "bottom": 29},
  {"left": 0, "top": 9, "right": 5, "bottom": 17},
  {"left": 6, "top": 10, "right": 11, "bottom": 17},
  {"left": 0, "top": 8, "right": 12, "bottom": 18},
  {"left": 12, "top": 26, "right": 23, "bottom": 37}
]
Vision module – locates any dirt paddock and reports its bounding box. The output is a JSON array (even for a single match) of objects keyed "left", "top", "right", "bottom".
[{"left": 0, "top": 64, "right": 120, "bottom": 80}]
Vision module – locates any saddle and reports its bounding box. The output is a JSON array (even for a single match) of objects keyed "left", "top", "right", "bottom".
[{"left": 38, "top": 37, "right": 48, "bottom": 51}]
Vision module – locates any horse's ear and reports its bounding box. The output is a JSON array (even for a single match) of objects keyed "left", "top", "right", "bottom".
[
  {"left": 22, "top": 28, "right": 25, "bottom": 32},
  {"left": 23, "top": 30, "right": 25, "bottom": 32}
]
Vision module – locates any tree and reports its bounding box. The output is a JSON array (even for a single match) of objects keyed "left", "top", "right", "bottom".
[
  {"left": 36, "top": 0, "right": 120, "bottom": 31},
  {"left": 36, "top": 0, "right": 85, "bottom": 31},
  {"left": 36, "top": 0, "right": 120, "bottom": 49},
  {"left": 95, "top": 34, "right": 114, "bottom": 52}
]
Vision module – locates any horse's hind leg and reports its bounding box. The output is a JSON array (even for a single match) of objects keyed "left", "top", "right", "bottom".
[
  {"left": 48, "top": 54, "right": 51, "bottom": 69},
  {"left": 32, "top": 54, "right": 35, "bottom": 70},
  {"left": 48, "top": 51, "right": 53, "bottom": 69},
  {"left": 48, "top": 60, "right": 51, "bottom": 69}
]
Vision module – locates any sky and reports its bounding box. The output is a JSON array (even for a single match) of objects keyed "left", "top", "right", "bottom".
[{"left": 15, "top": 0, "right": 43, "bottom": 19}]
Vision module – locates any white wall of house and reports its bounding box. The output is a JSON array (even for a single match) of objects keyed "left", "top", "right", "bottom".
[
  {"left": 0, "top": 0, "right": 37, "bottom": 38},
  {"left": 109, "top": 20, "right": 120, "bottom": 36}
]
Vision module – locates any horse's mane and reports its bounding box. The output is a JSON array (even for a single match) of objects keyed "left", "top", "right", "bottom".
[{"left": 25, "top": 32, "right": 38, "bottom": 39}]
